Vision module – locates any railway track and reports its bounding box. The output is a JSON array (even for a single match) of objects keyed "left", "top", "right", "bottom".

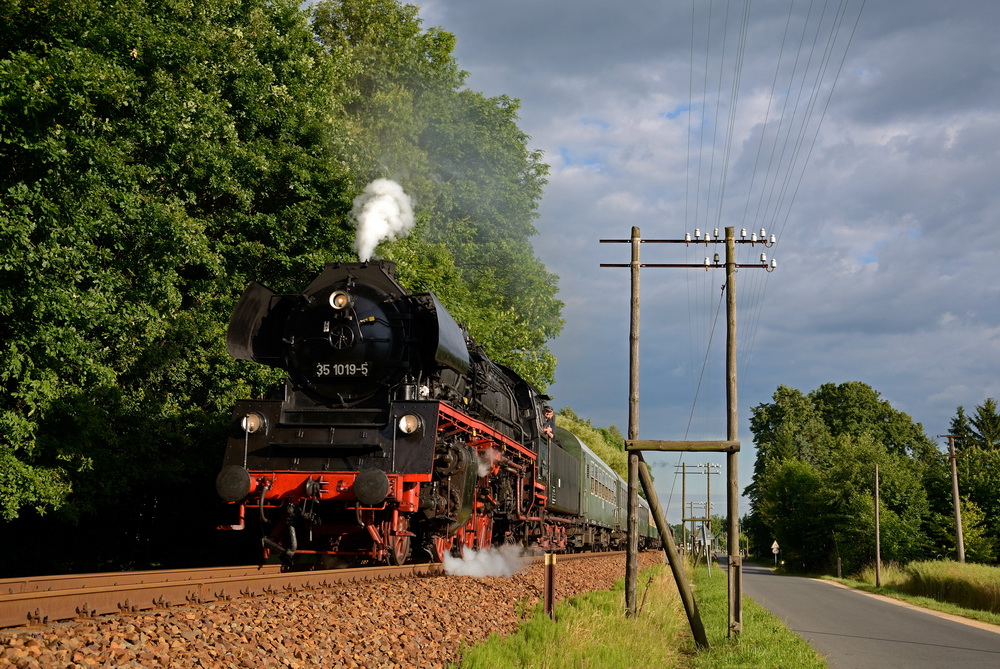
[
  {"left": 0, "top": 561, "right": 445, "bottom": 629},
  {"left": 0, "top": 551, "right": 618, "bottom": 629}
]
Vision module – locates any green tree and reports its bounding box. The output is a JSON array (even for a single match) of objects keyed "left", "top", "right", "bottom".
[
  {"left": 957, "top": 500, "right": 999, "bottom": 564},
  {"left": 1, "top": 0, "right": 354, "bottom": 570},
  {"left": 823, "top": 435, "right": 928, "bottom": 570},
  {"left": 746, "top": 382, "right": 934, "bottom": 571},
  {"left": 949, "top": 406, "right": 973, "bottom": 441},
  {"left": 746, "top": 385, "right": 834, "bottom": 511},
  {"left": 809, "top": 381, "right": 937, "bottom": 459},
  {"left": 945, "top": 399, "right": 1000, "bottom": 563},
  {"left": 755, "top": 458, "right": 828, "bottom": 569},
  {"left": 956, "top": 444, "right": 1000, "bottom": 564},
  {"left": 951, "top": 397, "right": 1000, "bottom": 450}
]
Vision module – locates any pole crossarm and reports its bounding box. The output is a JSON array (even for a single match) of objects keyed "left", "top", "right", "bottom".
[
  {"left": 600, "top": 263, "right": 771, "bottom": 269},
  {"left": 627, "top": 439, "right": 740, "bottom": 453},
  {"left": 599, "top": 236, "right": 775, "bottom": 247}
]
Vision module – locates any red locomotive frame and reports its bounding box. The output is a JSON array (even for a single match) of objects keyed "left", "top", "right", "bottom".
[{"left": 221, "top": 399, "right": 548, "bottom": 567}]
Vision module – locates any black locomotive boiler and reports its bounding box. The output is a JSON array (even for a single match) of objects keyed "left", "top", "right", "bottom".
[{"left": 215, "top": 261, "right": 657, "bottom": 567}]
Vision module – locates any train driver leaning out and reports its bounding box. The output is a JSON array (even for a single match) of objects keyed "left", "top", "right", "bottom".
[{"left": 542, "top": 405, "right": 555, "bottom": 440}]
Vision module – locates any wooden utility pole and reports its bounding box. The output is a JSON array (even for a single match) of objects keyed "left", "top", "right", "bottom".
[
  {"left": 637, "top": 453, "right": 709, "bottom": 648},
  {"left": 724, "top": 227, "right": 742, "bottom": 635},
  {"left": 937, "top": 434, "right": 965, "bottom": 563},
  {"left": 615, "top": 227, "right": 709, "bottom": 648},
  {"left": 677, "top": 463, "right": 719, "bottom": 551},
  {"left": 681, "top": 463, "right": 688, "bottom": 550},
  {"left": 602, "top": 224, "right": 775, "bottom": 640},
  {"left": 875, "top": 463, "right": 881, "bottom": 587},
  {"left": 625, "top": 226, "right": 641, "bottom": 616}
]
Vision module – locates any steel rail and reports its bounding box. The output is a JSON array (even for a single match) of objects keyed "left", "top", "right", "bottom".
[
  {"left": 0, "top": 563, "right": 442, "bottom": 628},
  {"left": 0, "top": 551, "right": 623, "bottom": 629}
]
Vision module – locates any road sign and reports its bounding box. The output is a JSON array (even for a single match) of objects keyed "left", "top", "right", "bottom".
[{"left": 772, "top": 547, "right": 779, "bottom": 554}]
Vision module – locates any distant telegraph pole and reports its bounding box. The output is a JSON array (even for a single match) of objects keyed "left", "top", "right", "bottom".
[
  {"left": 677, "top": 463, "right": 720, "bottom": 550},
  {"left": 875, "top": 463, "right": 881, "bottom": 587},
  {"left": 601, "top": 225, "right": 776, "bottom": 638},
  {"left": 937, "top": 434, "right": 965, "bottom": 563}
]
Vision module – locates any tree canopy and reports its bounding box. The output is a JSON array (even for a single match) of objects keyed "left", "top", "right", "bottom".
[
  {"left": 746, "top": 382, "right": 937, "bottom": 572},
  {"left": 943, "top": 399, "right": 1000, "bottom": 562},
  {"left": 748, "top": 383, "right": 1000, "bottom": 570},
  {"left": 0, "top": 0, "right": 561, "bottom": 573},
  {"left": 2, "top": 0, "right": 353, "bottom": 528}
]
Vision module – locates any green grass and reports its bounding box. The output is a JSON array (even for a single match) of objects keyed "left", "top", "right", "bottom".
[
  {"left": 455, "top": 558, "right": 827, "bottom": 668},
  {"left": 686, "top": 564, "right": 827, "bottom": 669},
  {"left": 456, "top": 565, "right": 688, "bottom": 668},
  {"left": 828, "top": 559, "right": 1000, "bottom": 626}
]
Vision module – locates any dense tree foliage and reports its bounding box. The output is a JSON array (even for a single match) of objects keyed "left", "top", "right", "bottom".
[
  {"left": 0, "top": 0, "right": 560, "bottom": 574},
  {"left": 746, "top": 382, "right": 936, "bottom": 573},
  {"left": 1, "top": 0, "right": 353, "bottom": 562},
  {"left": 951, "top": 399, "right": 1000, "bottom": 449},
  {"left": 943, "top": 399, "right": 1000, "bottom": 562},
  {"left": 749, "top": 384, "right": 1000, "bottom": 570}
]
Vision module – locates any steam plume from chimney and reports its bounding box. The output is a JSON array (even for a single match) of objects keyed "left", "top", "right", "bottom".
[{"left": 350, "top": 179, "right": 415, "bottom": 261}]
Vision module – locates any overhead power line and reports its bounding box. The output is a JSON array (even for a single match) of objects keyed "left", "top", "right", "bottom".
[{"left": 680, "top": 0, "right": 865, "bottom": 425}]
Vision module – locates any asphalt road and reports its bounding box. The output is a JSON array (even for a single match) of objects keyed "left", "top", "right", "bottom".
[{"left": 741, "top": 561, "right": 1000, "bottom": 668}]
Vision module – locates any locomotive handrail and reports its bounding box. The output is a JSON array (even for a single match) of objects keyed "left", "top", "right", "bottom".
[{"left": 437, "top": 402, "right": 537, "bottom": 462}]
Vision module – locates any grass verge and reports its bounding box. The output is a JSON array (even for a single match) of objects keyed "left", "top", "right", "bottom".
[
  {"left": 686, "top": 562, "right": 826, "bottom": 669},
  {"left": 826, "top": 559, "right": 1000, "bottom": 627},
  {"left": 455, "top": 564, "right": 688, "bottom": 668},
  {"left": 455, "top": 558, "right": 827, "bottom": 668}
]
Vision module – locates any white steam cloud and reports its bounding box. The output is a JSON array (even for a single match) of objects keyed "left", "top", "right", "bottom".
[
  {"left": 350, "top": 178, "right": 415, "bottom": 262},
  {"left": 443, "top": 544, "right": 533, "bottom": 578},
  {"left": 477, "top": 448, "right": 501, "bottom": 477}
]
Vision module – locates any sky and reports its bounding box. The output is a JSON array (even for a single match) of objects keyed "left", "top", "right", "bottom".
[{"left": 414, "top": 0, "right": 1000, "bottom": 523}]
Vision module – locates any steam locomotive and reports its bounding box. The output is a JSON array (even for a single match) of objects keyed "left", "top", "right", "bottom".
[{"left": 215, "top": 261, "right": 657, "bottom": 567}]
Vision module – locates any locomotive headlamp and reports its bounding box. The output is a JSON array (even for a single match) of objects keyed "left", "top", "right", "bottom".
[
  {"left": 329, "top": 290, "right": 351, "bottom": 310},
  {"left": 240, "top": 412, "right": 265, "bottom": 433},
  {"left": 398, "top": 413, "right": 422, "bottom": 435}
]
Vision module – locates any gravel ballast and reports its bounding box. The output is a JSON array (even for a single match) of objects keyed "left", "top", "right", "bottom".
[{"left": 1, "top": 552, "right": 663, "bottom": 668}]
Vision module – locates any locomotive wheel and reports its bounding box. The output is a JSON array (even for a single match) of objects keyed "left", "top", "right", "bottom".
[{"left": 388, "top": 516, "right": 412, "bottom": 566}]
